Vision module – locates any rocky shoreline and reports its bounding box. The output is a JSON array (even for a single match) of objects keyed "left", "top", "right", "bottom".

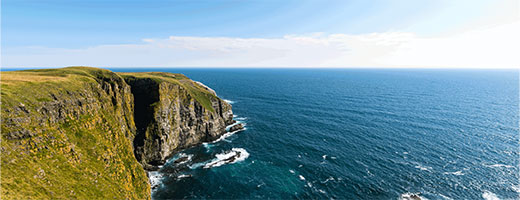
[{"left": 1, "top": 67, "right": 236, "bottom": 199}]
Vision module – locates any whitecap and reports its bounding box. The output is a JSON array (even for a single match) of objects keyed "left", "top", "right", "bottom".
[
  {"left": 415, "top": 165, "right": 432, "bottom": 172},
  {"left": 321, "top": 177, "right": 335, "bottom": 184},
  {"left": 443, "top": 171, "right": 464, "bottom": 176},
  {"left": 235, "top": 117, "right": 248, "bottom": 121},
  {"left": 482, "top": 191, "right": 500, "bottom": 200},
  {"left": 512, "top": 184, "right": 520, "bottom": 193},
  {"left": 331, "top": 156, "right": 337, "bottom": 160},
  {"left": 322, "top": 155, "right": 327, "bottom": 160},
  {"left": 438, "top": 193, "right": 453, "bottom": 200},
  {"left": 485, "top": 164, "right": 514, "bottom": 168},
  {"left": 289, "top": 170, "right": 295, "bottom": 174},
  {"left": 298, "top": 165, "right": 303, "bottom": 168},
  {"left": 403, "top": 152, "right": 409, "bottom": 154},
  {"left": 318, "top": 189, "right": 326, "bottom": 194},
  {"left": 297, "top": 155, "right": 302, "bottom": 158},
  {"left": 299, "top": 175, "right": 306, "bottom": 181},
  {"left": 203, "top": 148, "right": 249, "bottom": 169},
  {"left": 400, "top": 192, "right": 426, "bottom": 200}
]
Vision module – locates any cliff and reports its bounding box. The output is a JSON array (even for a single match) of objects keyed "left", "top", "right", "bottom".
[{"left": 0, "top": 67, "right": 234, "bottom": 199}]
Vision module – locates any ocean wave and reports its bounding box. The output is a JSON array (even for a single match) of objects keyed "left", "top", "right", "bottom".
[
  {"left": 415, "top": 165, "right": 432, "bottom": 172},
  {"left": 443, "top": 171, "right": 464, "bottom": 176},
  {"left": 321, "top": 177, "right": 335, "bottom": 184},
  {"left": 299, "top": 175, "right": 306, "bottom": 181},
  {"left": 485, "top": 164, "right": 514, "bottom": 168},
  {"left": 148, "top": 171, "right": 163, "bottom": 189},
  {"left": 400, "top": 192, "right": 427, "bottom": 200},
  {"left": 512, "top": 184, "right": 520, "bottom": 193},
  {"left": 203, "top": 148, "right": 249, "bottom": 168},
  {"left": 482, "top": 191, "right": 499, "bottom": 200},
  {"left": 212, "top": 128, "right": 246, "bottom": 143},
  {"left": 235, "top": 117, "right": 248, "bottom": 121}
]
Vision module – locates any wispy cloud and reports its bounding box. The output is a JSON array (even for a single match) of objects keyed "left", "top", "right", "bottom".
[{"left": 2, "top": 22, "right": 518, "bottom": 68}]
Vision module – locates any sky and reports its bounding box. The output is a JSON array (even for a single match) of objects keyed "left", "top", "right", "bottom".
[{"left": 1, "top": 0, "right": 519, "bottom": 68}]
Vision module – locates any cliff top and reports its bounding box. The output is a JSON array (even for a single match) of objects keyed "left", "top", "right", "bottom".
[{"left": 1, "top": 66, "right": 218, "bottom": 112}]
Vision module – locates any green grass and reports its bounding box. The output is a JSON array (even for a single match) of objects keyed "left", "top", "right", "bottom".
[
  {"left": 1, "top": 67, "right": 150, "bottom": 199},
  {"left": 119, "top": 72, "right": 217, "bottom": 112}
]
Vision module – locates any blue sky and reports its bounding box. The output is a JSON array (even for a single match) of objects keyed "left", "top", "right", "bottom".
[{"left": 1, "top": 0, "right": 518, "bottom": 68}]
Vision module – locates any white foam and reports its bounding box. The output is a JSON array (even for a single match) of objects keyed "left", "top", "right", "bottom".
[
  {"left": 321, "top": 177, "right": 335, "bottom": 184},
  {"left": 148, "top": 171, "right": 163, "bottom": 189},
  {"left": 482, "top": 191, "right": 500, "bottom": 200},
  {"left": 438, "top": 193, "right": 453, "bottom": 200},
  {"left": 400, "top": 192, "right": 427, "bottom": 200},
  {"left": 177, "top": 174, "right": 192, "bottom": 179},
  {"left": 322, "top": 155, "right": 327, "bottom": 160},
  {"left": 289, "top": 170, "right": 295, "bottom": 174},
  {"left": 443, "top": 171, "right": 464, "bottom": 176},
  {"left": 512, "top": 185, "right": 520, "bottom": 193},
  {"left": 415, "top": 165, "right": 432, "bottom": 172},
  {"left": 299, "top": 175, "right": 306, "bottom": 181},
  {"left": 235, "top": 117, "right": 248, "bottom": 121},
  {"left": 212, "top": 128, "right": 245, "bottom": 143},
  {"left": 225, "top": 121, "right": 244, "bottom": 131},
  {"left": 298, "top": 165, "right": 303, "bottom": 168},
  {"left": 188, "top": 162, "right": 207, "bottom": 169},
  {"left": 331, "top": 156, "right": 337, "bottom": 160},
  {"left": 173, "top": 154, "right": 193, "bottom": 165},
  {"left": 223, "top": 99, "right": 235, "bottom": 104},
  {"left": 318, "top": 189, "right": 326, "bottom": 194},
  {"left": 203, "top": 148, "right": 249, "bottom": 169},
  {"left": 485, "top": 164, "right": 514, "bottom": 168}
]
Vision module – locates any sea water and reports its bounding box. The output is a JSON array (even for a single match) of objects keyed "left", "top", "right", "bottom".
[{"left": 110, "top": 68, "right": 518, "bottom": 199}]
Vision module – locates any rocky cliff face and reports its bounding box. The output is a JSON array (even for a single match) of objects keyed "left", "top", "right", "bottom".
[
  {"left": 0, "top": 67, "right": 234, "bottom": 199},
  {"left": 121, "top": 72, "right": 234, "bottom": 169}
]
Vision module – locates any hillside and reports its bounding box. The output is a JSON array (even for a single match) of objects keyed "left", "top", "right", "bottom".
[{"left": 0, "top": 67, "right": 234, "bottom": 199}]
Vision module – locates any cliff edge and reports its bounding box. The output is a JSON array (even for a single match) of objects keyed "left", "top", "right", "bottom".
[{"left": 0, "top": 67, "right": 234, "bottom": 199}]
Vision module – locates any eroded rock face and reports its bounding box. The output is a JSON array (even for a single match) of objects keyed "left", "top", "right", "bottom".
[
  {"left": 123, "top": 77, "right": 234, "bottom": 167},
  {"left": 1, "top": 67, "right": 235, "bottom": 199}
]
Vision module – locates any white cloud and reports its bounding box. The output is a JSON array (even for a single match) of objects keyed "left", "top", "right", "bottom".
[{"left": 2, "top": 22, "right": 518, "bottom": 68}]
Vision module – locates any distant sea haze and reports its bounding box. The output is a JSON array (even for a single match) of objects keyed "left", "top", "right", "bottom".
[{"left": 109, "top": 68, "right": 519, "bottom": 199}]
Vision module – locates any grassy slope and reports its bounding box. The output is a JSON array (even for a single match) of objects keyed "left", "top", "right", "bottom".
[
  {"left": 119, "top": 72, "right": 217, "bottom": 112},
  {"left": 1, "top": 67, "right": 150, "bottom": 199}
]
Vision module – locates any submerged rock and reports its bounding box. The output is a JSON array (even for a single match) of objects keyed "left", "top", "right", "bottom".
[{"left": 228, "top": 123, "right": 245, "bottom": 132}]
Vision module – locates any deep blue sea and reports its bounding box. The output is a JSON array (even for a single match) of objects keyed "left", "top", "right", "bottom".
[{"left": 114, "top": 68, "right": 518, "bottom": 199}]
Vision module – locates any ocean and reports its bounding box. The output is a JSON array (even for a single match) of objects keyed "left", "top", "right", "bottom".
[{"left": 111, "top": 68, "right": 519, "bottom": 199}]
